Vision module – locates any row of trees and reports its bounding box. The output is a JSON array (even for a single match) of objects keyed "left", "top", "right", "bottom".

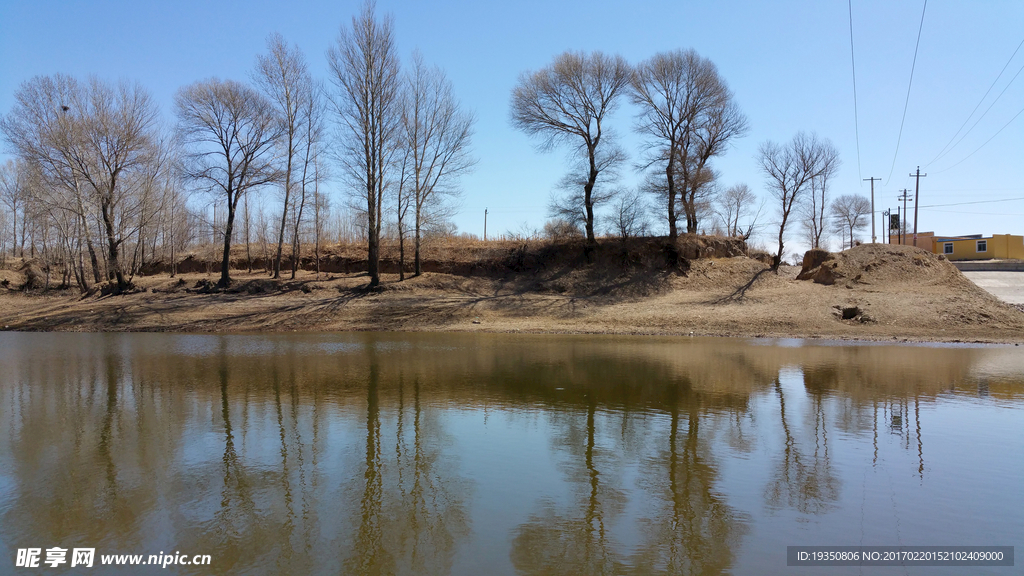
[
  {"left": 327, "top": 4, "right": 474, "bottom": 287},
  {"left": 510, "top": 50, "right": 871, "bottom": 267},
  {"left": 1, "top": 2, "right": 876, "bottom": 290},
  {"left": 0, "top": 1, "right": 474, "bottom": 291},
  {"left": 511, "top": 49, "right": 749, "bottom": 255}
]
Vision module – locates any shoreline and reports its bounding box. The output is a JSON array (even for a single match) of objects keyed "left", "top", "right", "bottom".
[{"left": 3, "top": 252, "right": 1023, "bottom": 345}]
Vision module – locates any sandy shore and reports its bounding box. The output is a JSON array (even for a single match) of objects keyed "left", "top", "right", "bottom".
[{"left": 2, "top": 245, "right": 1022, "bottom": 343}]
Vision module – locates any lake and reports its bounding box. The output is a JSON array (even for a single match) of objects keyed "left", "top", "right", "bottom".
[{"left": 0, "top": 332, "right": 1020, "bottom": 575}]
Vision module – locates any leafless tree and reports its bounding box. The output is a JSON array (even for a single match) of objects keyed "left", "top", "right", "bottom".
[
  {"left": 511, "top": 51, "right": 630, "bottom": 251},
  {"left": 404, "top": 52, "right": 475, "bottom": 274},
  {"left": 78, "top": 80, "right": 165, "bottom": 291},
  {"left": 254, "top": 33, "right": 323, "bottom": 279},
  {"left": 327, "top": 0, "right": 402, "bottom": 288},
  {"left": 547, "top": 159, "right": 616, "bottom": 233},
  {"left": 2, "top": 76, "right": 99, "bottom": 282},
  {"left": 801, "top": 151, "right": 841, "bottom": 249},
  {"left": 288, "top": 81, "right": 327, "bottom": 279},
  {"left": 393, "top": 145, "right": 413, "bottom": 280},
  {"left": 311, "top": 160, "right": 329, "bottom": 278},
  {"left": 175, "top": 78, "right": 282, "bottom": 288},
  {"left": 758, "top": 132, "right": 840, "bottom": 270},
  {"left": 0, "top": 159, "right": 27, "bottom": 258},
  {"left": 631, "top": 49, "right": 748, "bottom": 239},
  {"left": 603, "top": 187, "right": 651, "bottom": 240},
  {"left": 3, "top": 75, "right": 164, "bottom": 292},
  {"left": 161, "top": 182, "right": 195, "bottom": 278},
  {"left": 831, "top": 194, "right": 871, "bottom": 249},
  {"left": 716, "top": 183, "right": 763, "bottom": 240}
]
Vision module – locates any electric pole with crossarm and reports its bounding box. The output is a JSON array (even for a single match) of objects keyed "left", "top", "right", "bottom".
[
  {"left": 910, "top": 167, "right": 926, "bottom": 246},
  {"left": 897, "top": 190, "right": 913, "bottom": 246},
  {"left": 864, "top": 176, "right": 880, "bottom": 243}
]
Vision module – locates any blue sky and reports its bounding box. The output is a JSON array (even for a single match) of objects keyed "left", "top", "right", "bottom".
[{"left": 2, "top": 0, "right": 1023, "bottom": 251}]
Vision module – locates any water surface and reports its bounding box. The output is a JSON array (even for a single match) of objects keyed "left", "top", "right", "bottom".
[{"left": 0, "top": 332, "right": 1021, "bottom": 575}]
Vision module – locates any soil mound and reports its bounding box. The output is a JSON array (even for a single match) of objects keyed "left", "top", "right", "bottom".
[
  {"left": 796, "top": 249, "right": 833, "bottom": 281},
  {"left": 143, "top": 236, "right": 748, "bottom": 279},
  {"left": 796, "top": 244, "right": 971, "bottom": 288},
  {"left": 676, "top": 235, "right": 747, "bottom": 260},
  {"left": 18, "top": 260, "right": 45, "bottom": 290}
]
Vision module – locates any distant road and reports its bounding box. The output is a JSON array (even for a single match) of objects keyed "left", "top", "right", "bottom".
[{"left": 962, "top": 272, "right": 1024, "bottom": 304}]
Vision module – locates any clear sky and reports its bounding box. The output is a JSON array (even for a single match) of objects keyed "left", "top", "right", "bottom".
[{"left": 2, "top": 0, "right": 1022, "bottom": 252}]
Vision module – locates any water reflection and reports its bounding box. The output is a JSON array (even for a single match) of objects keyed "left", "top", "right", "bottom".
[
  {"left": 0, "top": 333, "right": 1020, "bottom": 575},
  {"left": 764, "top": 375, "right": 840, "bottom": 516}
]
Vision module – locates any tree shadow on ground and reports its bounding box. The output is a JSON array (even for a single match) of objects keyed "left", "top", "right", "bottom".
[{"left": 709, "top": 268, "right": 773, "bottom": 304}]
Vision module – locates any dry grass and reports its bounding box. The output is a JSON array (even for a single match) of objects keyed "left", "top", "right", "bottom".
[{"left": 1, "top": 240, "right": 1022, "bottom": 343}]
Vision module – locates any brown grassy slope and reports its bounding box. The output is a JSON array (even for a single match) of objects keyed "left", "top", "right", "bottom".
[{"left": 0, "top": 241, "right": 1021, "bottom": 342}]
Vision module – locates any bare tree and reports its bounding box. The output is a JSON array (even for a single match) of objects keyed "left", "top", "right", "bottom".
[
  {"left": 254, "top": 33, "right": 321, "bottom": 279},
  {"left": 511, "top": 51, "right": 630, "bottom": 251},
  {"left": 289, "top": 81, "right": 327, "bottom": 279},
  {"left": 393, "top": 144, "right": 412, "bottom": 280},
  {"left": 0, "top": 160, "right": 26, "bottom": 258},
  {"left": 327, "top": 0, "right": 402, "bottom": 288},
  {"left": 801, "top": 151, "right": 841, "bottom": 249},
  {"left": 831, "top": 194, "right": 871, "bottom": 249},
  {"left": 3, "top": 75, "right": 163, "bottom": 292},
  {"left": 603, "top": 187, "right": 651, "bottom": 240},
  {"left": 758, "top": 132, "right": 840, "bottom": 270},
  {"left": 404, "top": 52, "right": 475, "bottom": 274},
  {"left": 77, "top": 79, "right": 164, "bottom": 291},
  {"left": 175, "top": 79, "right": 282, "bottom": 288},
  {"left": 716, "top": 183, "right": 764, "bottom": 239},
  {"left": 2, "top": 76, "right": 98, "bottom": 282},
  {"left": 631, "top": 49, "right": 748, "bottom": 239},
  {"left": 547, "top": 160, "right": 616, "bottom": 233},
  {"left": 311, "top": 159, "right": 328, "bottom": 278}
]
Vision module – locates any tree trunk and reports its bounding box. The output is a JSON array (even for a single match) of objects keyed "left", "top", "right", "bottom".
[
  {"left": 666, "top": 160, "right": 678, "bottom": 241},
  {"left": 398, "top": 226, "right": 405, "bottom": 282},
  {"left": 99, "top": 197, "right": 127, "bottom": 291},
  {"left": 244, "top": 193, "right": 252, "bottom": 273},
  {"left": 290, "top": 184, "right": 307, "bottom": 280},
  {"left": 774, "top": 215, "right": 786, "bottom": 272},
  {"left": 9, "top": 202, "right": 16, "bottom": 257},
  {"left": 414, "top": 215, "right": 422, "bottom": 277},
  {"left": 219, "top": 195, "right": 236, "bottom": 288},
  {"left": 367, "top": 186, "right": 380, "bottom": 288},
  {"left": 273, "top": 190, "right": 289, "bottom": 279},
  {"left": 583, "top": 149, "right": 598, "bottom": 253}
]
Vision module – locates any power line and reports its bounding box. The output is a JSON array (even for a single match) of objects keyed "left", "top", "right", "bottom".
[
  {"left": 921, "top": 208, "right": 1024, "bottom": 216},
  {"left": 917, "top": 196, "right": 1024, "bottom": 208},
  {"left": 930, "top": 58, "right": 1024, "bottom": 168},
  {"left": 926, "top": 35, "right": 1024, "bottom": 166},
  {"left": 885, "top": 0, "right": 928, "bottom": 185},
  {"left": 848, "top": 0, "right": 863, "bottom": 181},
  {"left": 932, "top": 102, "right": 1024, "bottom": 173}
]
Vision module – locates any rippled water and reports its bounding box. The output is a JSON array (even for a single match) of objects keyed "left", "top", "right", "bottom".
[{"left": 0, "top": 332, "right": 1021, "bottom": 575}]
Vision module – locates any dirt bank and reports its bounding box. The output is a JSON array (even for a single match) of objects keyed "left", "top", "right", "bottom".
[{"left": 1, "top": 243, "right": 1022, "bottom": 343}]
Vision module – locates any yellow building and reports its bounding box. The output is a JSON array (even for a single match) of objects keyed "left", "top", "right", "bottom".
[
  {"left": 931, "top": 234, "right": 1024, "bottom": 261},
  {"left": 887, "top": 231, "right": 934, "bottom": 250}
]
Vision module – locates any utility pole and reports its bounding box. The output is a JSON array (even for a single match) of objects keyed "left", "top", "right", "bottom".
[
  {"left": 910, "top": 166, "right": 927, "bottom": 246},
  {"left": 864, "top": 177, "right": 880, "bottom": 243},
  {"left": 897, "top": 190, "right": 913, "bottom": 246},
  {"left": 483, "top": 208, "right": 488, "bottom": 242}
]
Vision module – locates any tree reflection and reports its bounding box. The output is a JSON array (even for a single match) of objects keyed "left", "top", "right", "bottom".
[
  {"left": 0, "top": 332, "right": 1016, "bottom": 574},
  {"left": 625, "top": 384, "right": 747, "bottom": 575},
  {"left": 340, "top": 344, "right": 472, "bottom": 576},
  {"left": 511, "top": 375, "right": 748, "bottom": 576},
  {"left": 764, "top": 375, "right": 840, "bottom": 515},
  {"left": 510, "top": 398, "right": 624, "bottom": 575}
]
